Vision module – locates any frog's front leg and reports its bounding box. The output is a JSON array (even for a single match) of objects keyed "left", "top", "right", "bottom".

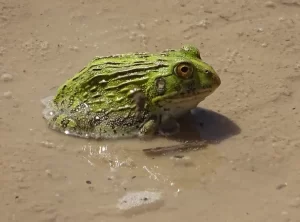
[
  {"left": 138, "top": 115, "right": 180, "bottom": 138},
  {"left": 158, "top": 117, "right": 180, "bottom": 136},
  {"left": 138, "top": 118, "right": 159, "bottom": 138}
]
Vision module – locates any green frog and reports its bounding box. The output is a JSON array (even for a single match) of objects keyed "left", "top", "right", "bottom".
[{"left": 42, "top": 45, "right": 221, "bottom": 140}]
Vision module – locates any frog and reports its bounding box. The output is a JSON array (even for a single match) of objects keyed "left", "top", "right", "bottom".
[{"left": 42, "top": 45, "right": 221, "bottom": 140}]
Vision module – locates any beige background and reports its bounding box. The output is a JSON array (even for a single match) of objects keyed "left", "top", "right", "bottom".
[{"left": 1, "top": 0, "right": 300, "bottom": 221}]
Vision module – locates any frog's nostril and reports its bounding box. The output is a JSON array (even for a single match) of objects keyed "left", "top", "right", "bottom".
[{"left": 214, "top": 74, "right": 221, "bottom": 86}]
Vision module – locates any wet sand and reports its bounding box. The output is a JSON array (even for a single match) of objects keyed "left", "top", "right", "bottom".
[{"left": 1, "top": 0, "right": 300, "bottom": 221}]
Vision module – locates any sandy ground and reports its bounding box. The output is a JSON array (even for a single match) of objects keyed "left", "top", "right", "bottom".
[{"left": 1, "top": 0, "right": 300, "bottom": 221}]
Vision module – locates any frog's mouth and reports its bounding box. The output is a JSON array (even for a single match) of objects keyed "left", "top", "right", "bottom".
[
  {"left": 154, "top": 88, "right": 213, "bottom": 107},
  {"left": 172, "top": 88, "right": 214, "bottom": 101}
]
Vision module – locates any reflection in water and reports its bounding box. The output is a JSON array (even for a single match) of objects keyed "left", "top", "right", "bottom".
[
  {"left": 143, "top": 166, "right": 160, "bottom": 181},
  {"left": 82, "top": 144, "right": 108, "bottom": 167},
  {"left": 82, "top": 143, "right": 136, "bottom": 169},
  {"left": 141, "top": 165, "right": 175, "bottom": 186},
  {"left": 79, "top": 108, "right": 240, "bottom": 193}
]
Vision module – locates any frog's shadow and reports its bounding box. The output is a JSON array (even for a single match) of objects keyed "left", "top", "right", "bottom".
[{"left": 168, "top": 107, "right": 241, "bottom": 144}]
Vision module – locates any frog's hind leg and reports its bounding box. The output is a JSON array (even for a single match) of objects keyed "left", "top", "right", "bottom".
[{"left": 47, "top": 113, "right": 80, "bottom": 136}]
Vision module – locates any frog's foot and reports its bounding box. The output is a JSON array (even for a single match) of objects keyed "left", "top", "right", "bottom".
[
  {"left": 158, "top": 118, "right": 180, "bottom": 137},
  {"left": 138, "top": 119, "right": 159, "bottom": 140}
]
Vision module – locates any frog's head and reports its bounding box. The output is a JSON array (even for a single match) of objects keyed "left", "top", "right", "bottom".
[
  {"left": 149, "top": 45, "right": 221, "bottom": 109},
  {"left": 176, "top": 45, "right": 221, "bottom": 93}
]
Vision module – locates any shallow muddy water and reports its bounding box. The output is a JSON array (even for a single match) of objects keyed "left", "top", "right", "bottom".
[{"left": 1, "top": 0, "right": 300, "bottom": 221}]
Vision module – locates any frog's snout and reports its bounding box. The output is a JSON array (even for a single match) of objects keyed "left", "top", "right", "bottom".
[{"left": 213, "top": 73, "right": 221, "bottom": 88}]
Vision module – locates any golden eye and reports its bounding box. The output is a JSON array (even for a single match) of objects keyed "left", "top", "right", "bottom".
[{"left": 175, "top": 63, "right": 193, "bottom": 79}]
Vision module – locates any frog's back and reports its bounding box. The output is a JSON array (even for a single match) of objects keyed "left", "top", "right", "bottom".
[
  {"left": 43, "top": 51, "right": 171, "bottom": 139},
  {"left": 53, "top": 52, "right": 170, "bottom": 108}
]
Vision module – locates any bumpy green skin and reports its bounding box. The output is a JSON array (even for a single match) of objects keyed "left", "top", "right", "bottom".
[{"left": 44, "top": 45, "right": 221, "bottom": 139}]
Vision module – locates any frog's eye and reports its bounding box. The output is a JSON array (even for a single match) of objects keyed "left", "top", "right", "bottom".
[{"left": 175, "top": 63, "right": 194, "bottom": 79}]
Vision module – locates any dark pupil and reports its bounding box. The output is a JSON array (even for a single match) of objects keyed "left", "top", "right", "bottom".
[{"left": 181, "top": 66, "right": 189, "bottom": 73}]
